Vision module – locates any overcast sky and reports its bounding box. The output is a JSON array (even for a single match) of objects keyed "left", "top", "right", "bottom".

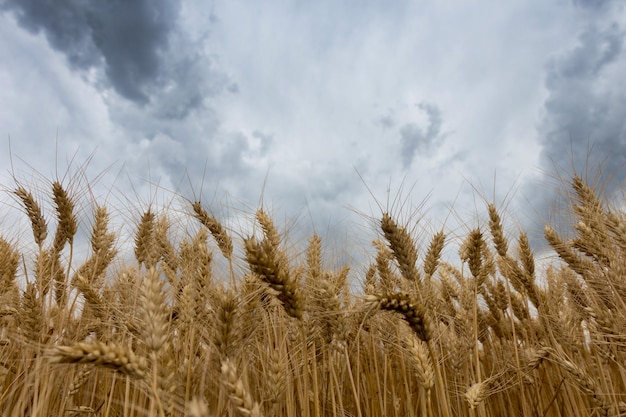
[{"left": 1, "top": 0, "right": 625, "bottom": 262}]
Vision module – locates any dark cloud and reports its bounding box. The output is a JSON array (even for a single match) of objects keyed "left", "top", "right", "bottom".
[
  {"left": 0, "top": 0, "right": 98, "bottom": 68},
  {"left": 525, "top": 22, "right": 626, "bottom": 247},
  {"left": 399, "top": 102, "right": 443, "bottom": 170},
  {"left": 1, "top": 0, "right": 195, "bottom": 105},
  {"left": 540, "top": 23, "right": 625, "bottom": 182},
  {"left": 87, "top": 1, "right": 181, "bottom": 103}
]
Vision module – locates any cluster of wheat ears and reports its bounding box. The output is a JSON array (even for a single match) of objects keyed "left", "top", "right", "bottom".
[{"left": 0, "top": 172, "right": 625, "bottom": 417}]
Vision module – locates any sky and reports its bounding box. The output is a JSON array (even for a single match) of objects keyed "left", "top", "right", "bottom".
[{"left": 0, "top": 0, "right": 625, "bottom": 266}]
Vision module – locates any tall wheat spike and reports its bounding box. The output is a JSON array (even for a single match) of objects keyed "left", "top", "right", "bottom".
[
  {"left": 381, "top": 213, "right": 421, "bottom": 284},
  {"left": 135, "top": 209, "right": 157, "bottom": 268},
  {"left": 51, "top": 181, "right": 77, "bottom": 249},
  {"left": 14, "top": 186, "right": 48, "bottom": 247},
  {"left": 192, "top": 202, "right": 233, "bottom": 260},
  {"left": 244, "top": 236, "right": 303, "bottom": 320}
]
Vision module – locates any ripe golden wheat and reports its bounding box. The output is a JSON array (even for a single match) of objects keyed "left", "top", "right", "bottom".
[{"left": 0, "top": 172, "right": 624, "bottom": 416}]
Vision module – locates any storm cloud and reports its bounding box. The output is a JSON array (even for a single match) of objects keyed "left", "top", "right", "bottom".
[
  {"left": 0, "top": 0, "right": 201, "bottom": 107},
  {"left": 0, "top": 0, "right": 237, "bottom": 206},
  {"left": 525, "top": 20, "right": 626, "bottom": 246}
]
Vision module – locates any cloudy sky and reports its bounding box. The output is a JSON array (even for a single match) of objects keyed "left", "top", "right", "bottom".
[{"left": 0, "top": 0, "right": 625, "bottom": 260}]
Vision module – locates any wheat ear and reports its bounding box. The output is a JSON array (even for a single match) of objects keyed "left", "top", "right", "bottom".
[
  {"left": 465, "top": 381, "right": 488, "bottom": 410},
  {"left": 556, "top": 355, "right": 611, "bottom": 415},
  {"left": 72, "top": 206, "right": 117, "bottom": 291},
  {"left": 244, "top": 236, "right": 303, "bottom": 320},
  {"left": 20, "top": 282, "right": 43, "bottom": 339},
  {"left": 14, "top": 186, "right": 48, "bottom": 247},
  {"left": 192, "top": 202, "right": 233, "bottom": 260},
  {"left": 488, "top": 204, "right": 509, "bottom": 257},
  {"left": 140, "top": 267, "right": 169, "bottom": 354},
  {"left": 381, "top": 213, "right": 421, "bottom": 283},
  {"left": 67, "top": 366, "right": 92, "bottom": 397},
  {"left": 423, "top": 230, "right": 446, "bottom": 281},
  {"left": 188, "top": 398, "right": 211, "bottom": 417},
  {"left": 49, "top": 340, "right": 147, "bottom": 379},
  {"left": 221, "top": 359, "right": 264, "bottom": 417},
  {"left": 0, "top": 238, "right": 19, "bottom": 302},
  {"left": 365, "top": 293, "right": 432, "bottom": 342},
  {"left": 213, "top": 288, "right": 242, "bottom": 360},
  {"left": 51, "top": 181, "right": 77, "bottom": 250},
  {"left": 135, "top": 209, "right": 156, "bottom": 268},
  {"left": 306, "top": 233, "right": 322, "bottom": 283},
  {"left": 405, "top": 333, "right": 434, "bottom": 391}
]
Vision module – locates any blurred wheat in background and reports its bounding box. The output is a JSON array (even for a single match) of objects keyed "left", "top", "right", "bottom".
[{"left": 0, "top": 170, "right": 625, "bottom": 417}]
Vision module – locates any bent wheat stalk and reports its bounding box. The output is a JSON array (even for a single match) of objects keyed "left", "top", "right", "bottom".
[{"left": 49, "top": 340, "right": 147, "bottom": 379}]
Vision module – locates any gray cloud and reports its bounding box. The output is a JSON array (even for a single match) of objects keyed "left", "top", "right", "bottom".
[
  {"left": 377, "top": 114, "right": 395, "bottom": 129},
  {"left": 525, "top": 21, "right": 626, "bottom": 247},
  {"left": 1, "top": 0, "right": 236, "bottom": 206},
  {"left": 0, "top": 0, "right": 203, "bottom": 106},
  {"left": 0, "top": 0, "right": 99, "bottom": 69},
  {"left": 572, "top": 0, "right": 613, "bottom": 11},
  {"left": 540, "top": 23, "right": 625, "bottom": 183},
  {"left": 91, "top": 2, "right": 179, "bottom": 103},
  {"left": 399, "top": 102, "right": 443, "bottom": 170},
  {"left": 251, "top": 131, "right": 273, "bottom": 156}
]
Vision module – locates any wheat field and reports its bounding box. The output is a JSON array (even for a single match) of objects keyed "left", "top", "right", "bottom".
[{"left": 0, "top": 171, "right": 625, "bottom": 417}]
